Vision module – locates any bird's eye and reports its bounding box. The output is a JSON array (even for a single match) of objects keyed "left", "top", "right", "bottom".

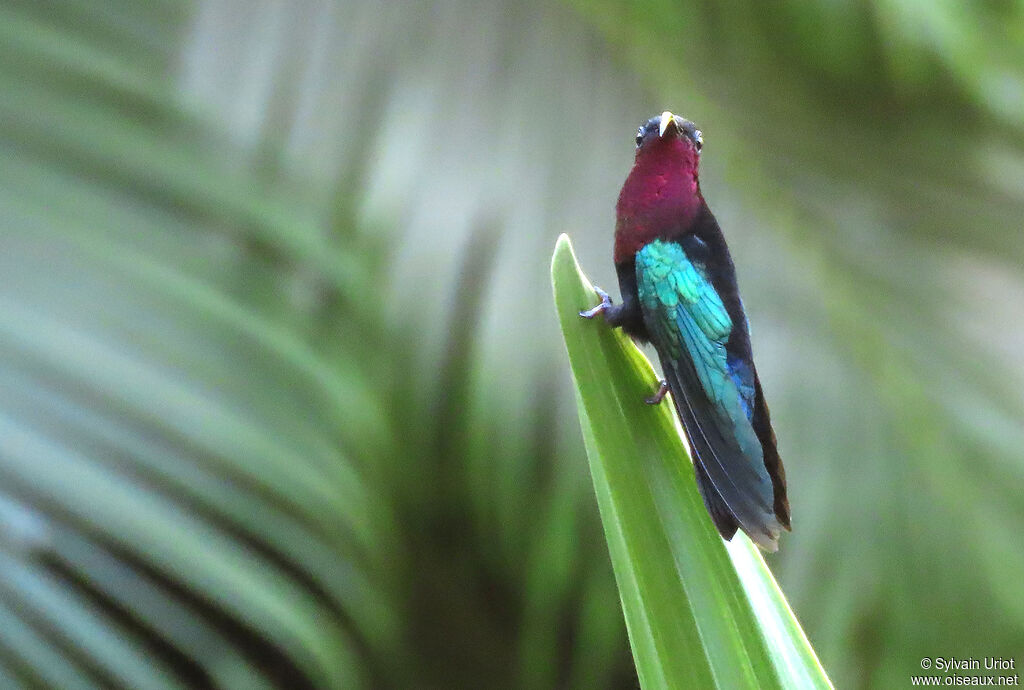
[
  {"left": 636, "top": 127, "right": 644, "bottom": 147},
  {"left": 694, "top": 130, "right": 703, "bottom": 151}
]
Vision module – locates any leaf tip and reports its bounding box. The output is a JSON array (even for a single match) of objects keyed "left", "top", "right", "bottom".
[{"left": 551, "top": 233, "right": 574, "bottom": 277}]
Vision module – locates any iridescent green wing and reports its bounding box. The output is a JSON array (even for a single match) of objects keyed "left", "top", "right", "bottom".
[{"left": 635, "top": 239, "right": 781, "bottom": 548}]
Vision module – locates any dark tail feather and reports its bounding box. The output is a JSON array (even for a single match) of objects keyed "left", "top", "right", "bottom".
[
  {"left": 661, "top": 359, "right": 782, "bottom": 551},
  {"left": 694, "top": 460, "right": 738, "bottom": 541},
  {"left": 751, "top": 373, "right": 791, "bottom": 531}
]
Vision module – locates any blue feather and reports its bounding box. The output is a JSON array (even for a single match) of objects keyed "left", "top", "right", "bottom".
[{"left": 635, "top": 239, "right": 779, "bottom": 544}]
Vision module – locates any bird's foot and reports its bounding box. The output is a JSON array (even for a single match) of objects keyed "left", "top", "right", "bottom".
[
  {"left": 644, "top": 380, "right": 669, "bottom": 405},
  {"left": 579, "top": 287, "right": 613, "bottom": 319}
]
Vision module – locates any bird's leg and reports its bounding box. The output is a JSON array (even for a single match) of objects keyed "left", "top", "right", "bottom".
[
  {"left": 579, "top": 287, "right": 613, "bottom": 319},
  {"left": 645, "top": 380, "right": 669, "bottom": 405},
  {"left": 581, "top": 286, "right": 647, "bottom": 338}
]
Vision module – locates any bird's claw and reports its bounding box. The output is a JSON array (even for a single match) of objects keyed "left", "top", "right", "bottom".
[
  {"left": 644, "top": 380, "right": 669, "bottom": 405},
  {"left": 579, "top": 287, "right": 613, "bottom": 319}
]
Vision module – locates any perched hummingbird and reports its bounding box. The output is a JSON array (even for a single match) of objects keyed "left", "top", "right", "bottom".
[{"left": 581, "top": 111, "right": 790, "bottom": 551}]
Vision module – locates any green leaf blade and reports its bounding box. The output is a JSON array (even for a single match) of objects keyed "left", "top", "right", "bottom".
[{"left": 551, "top": 234, "right": 831, "bottom": 690}]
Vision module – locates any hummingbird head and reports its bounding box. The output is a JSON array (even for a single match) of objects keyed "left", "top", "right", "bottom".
[{"left": 635, "top": 111, "right": 703, "bottom": 161}]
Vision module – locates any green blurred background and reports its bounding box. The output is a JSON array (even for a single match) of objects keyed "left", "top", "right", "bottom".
[{"left": 2, "top": 1, "right": 1023, "bottom": 688}]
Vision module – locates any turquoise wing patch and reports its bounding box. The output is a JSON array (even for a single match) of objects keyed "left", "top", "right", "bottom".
[
  {"left": 635, "top": 238, "right": 780, "bottom": 545},
  {"left": 635, "top": 239, "right": 761, "bottom": 463}
]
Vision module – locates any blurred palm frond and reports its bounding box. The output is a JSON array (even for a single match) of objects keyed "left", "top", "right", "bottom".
[{"left": 1, "top": 0, "right": 1023, "bottom": 688}]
